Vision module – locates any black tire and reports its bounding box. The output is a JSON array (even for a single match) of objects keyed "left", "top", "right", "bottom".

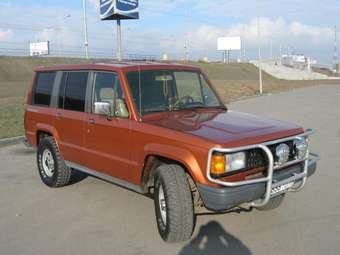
[
  {"left": 256, "top": 194, "right": 285, "bottom": 211},
  {"left": 154, "top": 164, "right": 195, "bottom": 243},
  {"left": 37, "top": 136, "right": 71, "bottom": 188}
]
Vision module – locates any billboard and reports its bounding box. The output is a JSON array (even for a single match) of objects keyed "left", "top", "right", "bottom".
[
  {"left": 217, "top": 37, "right": 241, "bottom": 51},
  {"left": 29, "top": 41, "right": 50, "bottom": 56},
  {"left": 100, "top": 0, "right": 139, "bottom": 20}
]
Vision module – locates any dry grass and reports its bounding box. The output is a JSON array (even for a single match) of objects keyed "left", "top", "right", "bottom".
[
  {"left": 212, "top": 79, "right": 340, "bottom": 103},
  {"left": 181, "top": 61, "right": 340, "bottom": 103},
  {"left": 0, "top": 97, "right": 24, "bottom": 139},
  {"left": 0, "top": 56, "right": 95, "bottom": 99},
  {"left": 0, "top": 56, "right": 339, "bottom": 138}
]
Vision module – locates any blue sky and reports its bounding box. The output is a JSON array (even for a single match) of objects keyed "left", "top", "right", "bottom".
[{"left": 0, "top": 0, "right": 339, "bottom": 66}]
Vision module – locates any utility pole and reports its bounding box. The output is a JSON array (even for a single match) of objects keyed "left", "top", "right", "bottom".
[
  {"left": 82, "top": 0, "right": 89, "bottom": 59},
  {"left": 57, "top": 14, "right": 71, "bottom": 57},
  {"left": 270, "top": 39, "right": 273, "bottom": 60},
  {"left": 116, "top": 19, "right": 122, "bottom": 61},
  {"left": 241, "top": 25, "right": 246, "bottom": 62},
  {"left": 183, "top": 10, "right": 191, "bottom": 62},
  {"left": 184, "top": 33, "right": 189, "bottom": 62},
  {"left": 243, "top": 39, "right": 246, "bottom": 62},
  {"left": 334, "top": 25, "right": 338, "bottom": 71},
  {"left": 222, "top": 50, "right": 230, "bottom": 64},
  {"left": 257, "top": 17, "right": 263, "bottom": 94}
]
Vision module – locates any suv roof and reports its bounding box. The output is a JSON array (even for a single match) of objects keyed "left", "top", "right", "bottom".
[{"left": 34, "top": 61, "right": 201, "bottom": 73}]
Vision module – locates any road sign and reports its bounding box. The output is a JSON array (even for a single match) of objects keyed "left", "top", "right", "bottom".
[
  {"left": 29, "top": 41, "right": 50, "bottom": 56},
  {"left": 100, "top": 0, "right": 139, "bottom": 20},
  {"left": 217, "top": 37, "right": 241, "bottom": 51}
]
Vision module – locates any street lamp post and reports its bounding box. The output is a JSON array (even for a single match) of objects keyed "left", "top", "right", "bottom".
[
  {"left": 57, "top": 14, "right": 71, "bottom": 57},
  {"left": 82, "top": 0, "right": 89, "bottom": 59},
  {"left": 116, "top": 19, "right": 122, "bottom": 61}
]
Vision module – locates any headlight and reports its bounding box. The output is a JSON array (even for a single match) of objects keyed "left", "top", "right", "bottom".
[
  {"left": 275, "top": 143, "right": 290, "bottom": 165},
  {"left": 294, "top": 137, "right": 308, "bottom": 159},
  {"left": 226, "top": 152, "right": 246, "bottom": 171},
  {"left": 210, "top": 152, "right": 246, "bottom": 176}
]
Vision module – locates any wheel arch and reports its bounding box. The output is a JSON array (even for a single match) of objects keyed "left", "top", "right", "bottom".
[
  {"left": 35, "top": 123, "right": 60, "bottom": 146},
  {"left": 140, "top": 144, "right": 205, "bottom": 191}
]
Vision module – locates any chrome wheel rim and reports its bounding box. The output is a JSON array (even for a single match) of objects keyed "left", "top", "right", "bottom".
[
  {"left": 42, "top": 149, "right": 55, "bottom": 177},
  {"left": 158, "top": 184, "right": 167, "bottom": 225}
]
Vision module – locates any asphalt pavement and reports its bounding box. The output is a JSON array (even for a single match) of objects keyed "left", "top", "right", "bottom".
[{"left": 1, "top": 85, "right": 339, "bottom": 255}]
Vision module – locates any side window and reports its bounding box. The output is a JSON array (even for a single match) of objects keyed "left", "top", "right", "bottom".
[
  {"left": 174, "top": 72, "right": 203, "bottom": 103},
  {"left": 93, "top": 72, "right": 129, "bottom": 118},
  {"left": 200, "top": 74, "right": 221, "bottom": 106},
  {"left": 60, "top": 72, "right": 89, "bottom": 112},
  {"left": 33, "top": 72, "right": 56, "bottom": 106}
]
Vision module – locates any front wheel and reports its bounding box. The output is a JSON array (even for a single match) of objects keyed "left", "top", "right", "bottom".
[
  {"left": 154, "top": 164, "right": 195, "bottom": 243},
  {"left": 37, "top": 136, "right": 71, "bottom": 188}
]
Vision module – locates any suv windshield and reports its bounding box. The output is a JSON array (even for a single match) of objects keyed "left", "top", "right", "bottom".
[{"left": 126, "top": 70, "right": 225, "bottom": 115}]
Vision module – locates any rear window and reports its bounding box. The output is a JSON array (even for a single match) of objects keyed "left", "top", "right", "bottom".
[
  {"left": 33, "top": 72, "right": 56, "bottom": 106},
  {"left": 59, "top": 72, "right": 89, "bottom": 112}
]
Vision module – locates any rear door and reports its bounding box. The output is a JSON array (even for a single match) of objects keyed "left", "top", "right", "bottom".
[
  {"left": 25, "top": 71, "right": 57, "bottom": 146},
  {"left": 54, "top": 71, "right": 90, "bottom": 165},
  {"left": 83, "top": 71, "right": 133, "bottom": 182}
]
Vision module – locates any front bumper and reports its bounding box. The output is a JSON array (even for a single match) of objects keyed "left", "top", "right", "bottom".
[
  {"left": 197, "top": 156, "right": 317, "bottom": 211},
  {"left": 198, "top": 129, "right": 319, "bottom": 211}
]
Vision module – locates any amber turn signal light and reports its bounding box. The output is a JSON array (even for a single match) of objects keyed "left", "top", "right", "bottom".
[{"left": 210, "top": 154, "right": 226, "bottom": 175}]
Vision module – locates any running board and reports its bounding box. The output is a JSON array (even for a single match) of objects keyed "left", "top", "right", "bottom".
[{"left": 65, "top": 161, "right": 145, "bottom": 194}]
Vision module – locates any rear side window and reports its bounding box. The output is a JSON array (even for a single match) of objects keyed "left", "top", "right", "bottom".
[
  {"left": 33, "top": 72, "right": 56, "bottom": 106},
  {"left": 59, "top": 72, "right": 89, "bottom": 112}
]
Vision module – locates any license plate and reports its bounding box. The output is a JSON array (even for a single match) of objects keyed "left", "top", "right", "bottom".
[{"left": 271, "top": 182, "right": 294, "bottom": 196}]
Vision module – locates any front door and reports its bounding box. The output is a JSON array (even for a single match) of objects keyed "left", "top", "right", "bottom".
[{"left": 83, "top": 71, "right": 134, "bottom": 182}]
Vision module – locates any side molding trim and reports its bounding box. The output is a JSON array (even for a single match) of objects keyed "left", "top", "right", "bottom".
[{"left": 65, "top": 161, "right": 145, "bottom": 194}]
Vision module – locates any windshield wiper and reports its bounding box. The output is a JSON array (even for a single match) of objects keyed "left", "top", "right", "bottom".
[{"left": 183, "top": 105, "right": 227, "bottom": 111}]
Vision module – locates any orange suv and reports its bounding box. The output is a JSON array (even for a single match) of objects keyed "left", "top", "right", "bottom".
[{"left": 24, "top": 62, "right": 318, "bottom": 242}]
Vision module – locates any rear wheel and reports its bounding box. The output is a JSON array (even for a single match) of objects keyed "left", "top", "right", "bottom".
[
  {"left": 154, "top": 164, "right": 195, "bottom": 243},
  {"left": 37, "top": 136, "right": 71, "bottom": 187},
  {"left": 256, "top": 194, "right": 285, "bottom": 211}
]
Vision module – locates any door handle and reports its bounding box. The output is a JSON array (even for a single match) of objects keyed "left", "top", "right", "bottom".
[
  {"left": 55, "top": 112, "right": 62, "bottom": 119},
  {"left": 87, "top": 119, "right": 96, "bottom": 125}
]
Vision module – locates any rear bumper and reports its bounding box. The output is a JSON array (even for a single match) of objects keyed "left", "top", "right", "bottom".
[{"left": 197, "top": 157, "right": 317, "bottom": 212}]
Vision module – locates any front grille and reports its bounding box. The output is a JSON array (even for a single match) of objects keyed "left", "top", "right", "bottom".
[
  {"left": 213, "top": 140, "right": 298, "bottom": 179},
  {"left": 246, "top": 149, "right": 266, "bottom": 169},
  {"left": 246, "top": 140, "right": 297, "bottom": 169}
]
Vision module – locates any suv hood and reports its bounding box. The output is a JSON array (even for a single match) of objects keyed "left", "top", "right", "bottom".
[{"left": 144, "top": 110, "right": 304, "bottom": 147}]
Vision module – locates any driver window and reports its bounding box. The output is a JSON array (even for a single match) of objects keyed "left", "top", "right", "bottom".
[
  {"left": 93, "top": 72, "right": 129, "bottom": 118},
  {"left": 200, "top": 74, "right": 221, "bottom": 106},
  {"left": 174, "top": 72, "right": 203, "bottom": 103}
]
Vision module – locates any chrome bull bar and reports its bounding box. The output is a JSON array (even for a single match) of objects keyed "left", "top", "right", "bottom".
[{"left": 206, "top": 129, "right": 318, "bottom": 208}]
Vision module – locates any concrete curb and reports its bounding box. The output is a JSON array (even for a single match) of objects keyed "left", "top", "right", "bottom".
[{"left": 0, "top": 136, "right": 24, "bottom": 148}]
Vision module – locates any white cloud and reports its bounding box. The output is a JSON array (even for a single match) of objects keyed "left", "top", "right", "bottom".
[
  {"left": 0, "top": 28, "right": 13, "bottom": 41},
  {"left": 141, "top": 0, "right": 186, "bottom": 11},
  {"left": 89, "top": 0, "right": 100, "bottom": 13},
  {"left": 0, "top": 1, "right": 336, "bottom": 64},
  {"left": 37, "top": 28, "right": 56, "bottom": 41},
  {"left": 191, "top": 0, "right": 340, "bottom": 25},
  {"left": 186, "top": 17, "right": 333, "bottom": 55}
]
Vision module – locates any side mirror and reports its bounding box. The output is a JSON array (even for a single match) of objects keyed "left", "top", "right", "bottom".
[{"left": 94, "top": 102, "right": 111, "bottom": 116}]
